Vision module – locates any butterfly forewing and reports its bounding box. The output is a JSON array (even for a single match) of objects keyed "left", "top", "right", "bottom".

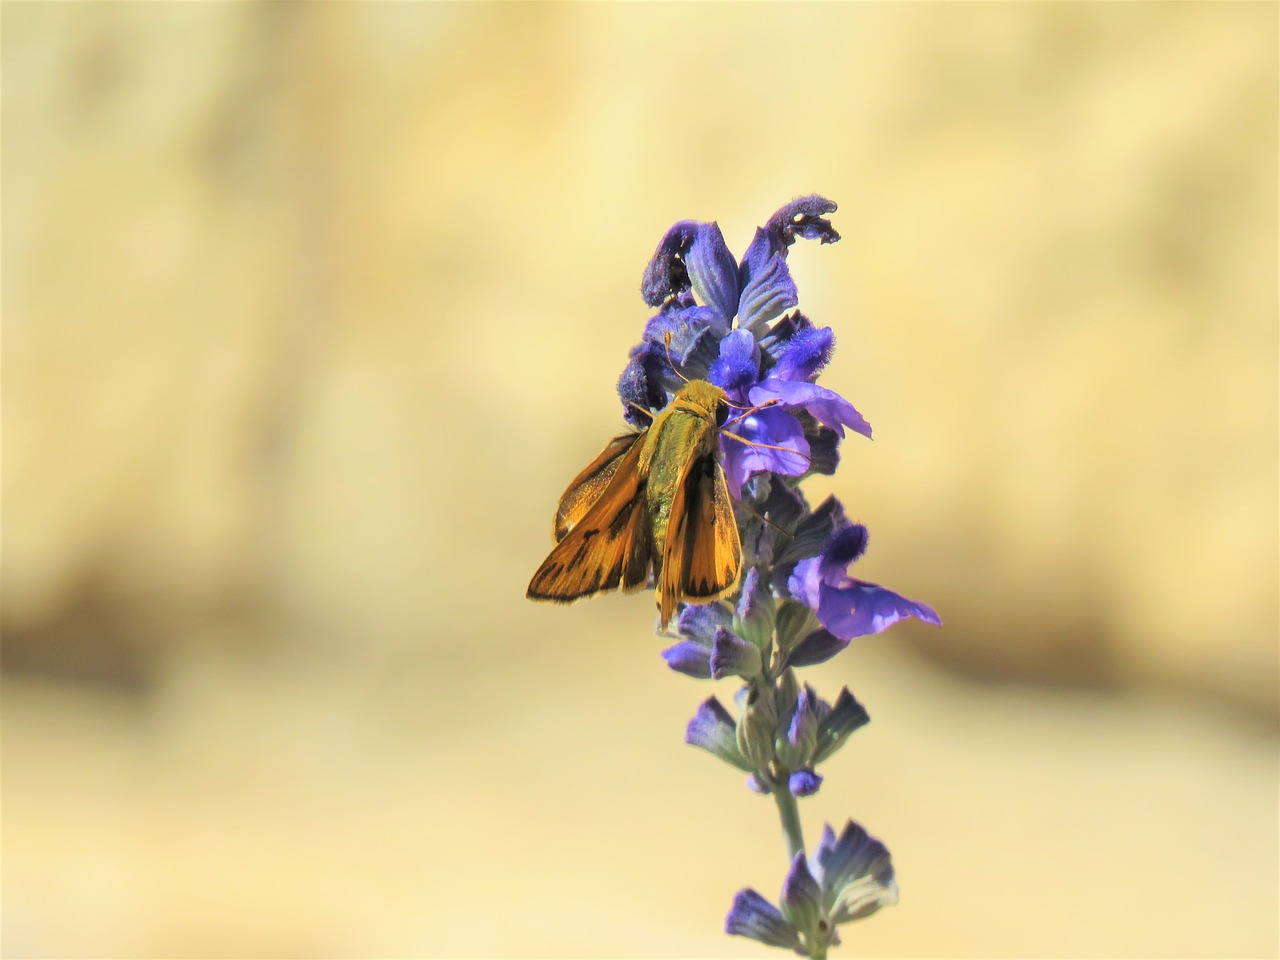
[
  {"left": 553, "top": 433, "right": 641, "bottom": 540},
  {"left": 527, "top": 435, "right": 654, "bottom": 602}
]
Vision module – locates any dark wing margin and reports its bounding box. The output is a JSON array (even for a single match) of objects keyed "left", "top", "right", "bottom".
[
  {"left": 553, "top": 433, "right": 642, "bottom": 541},
  {"left": 527, "top": 444, "right": 654, "bottom": 603},
  {"left": 657, "top": 452, "right": 742, "bottom": 625}
]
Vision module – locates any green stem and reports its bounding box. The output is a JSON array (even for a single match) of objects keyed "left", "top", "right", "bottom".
[{"left": 772, "top": 783, "right": 805, "bottom": 862}]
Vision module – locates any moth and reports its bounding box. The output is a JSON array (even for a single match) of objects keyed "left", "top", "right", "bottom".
[{"left": 526, "top": 378, "right": 742, "bottom": 627}]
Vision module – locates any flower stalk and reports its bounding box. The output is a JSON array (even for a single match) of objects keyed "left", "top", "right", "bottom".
[{"left": 772, "top": 783, "right": 806, "bottom": 863}]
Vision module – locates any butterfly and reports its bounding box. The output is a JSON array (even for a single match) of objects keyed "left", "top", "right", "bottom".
[{"left": 526, "top": 378, "right": 743, "bottom": 627}]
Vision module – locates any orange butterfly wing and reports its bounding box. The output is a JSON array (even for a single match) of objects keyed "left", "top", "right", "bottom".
[
  {"left": 527, "top": 434, "right": 654, "bottom": 603},
  {"left": 552, "top": 433, "right": 640, "bottom": 540},
  {"left": 657, "top": 449, "right": 742, "bottom": 626}
]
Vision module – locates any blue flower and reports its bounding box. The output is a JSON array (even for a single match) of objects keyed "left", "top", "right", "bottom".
[
  {"left": 617, "top": 196, "right": 870, "bottom": 491},
  {"left": 787, "top": 524, "right": 941, "bottom": 659}
]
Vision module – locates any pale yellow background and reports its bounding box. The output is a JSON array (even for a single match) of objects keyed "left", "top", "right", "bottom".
[{"left": 3, "top": 4, "right": 1277, "bottom": 958}]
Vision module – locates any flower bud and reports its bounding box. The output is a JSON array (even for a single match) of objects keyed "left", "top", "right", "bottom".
[{"left": 735, "top": 686, "right": 777, "bottom": 772}]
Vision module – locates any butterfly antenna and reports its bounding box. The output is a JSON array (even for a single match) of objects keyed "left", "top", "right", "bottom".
[
  {"left": 662, "top": 332, "right": 693, "bottom": 385},
  {"left": 734, "top": 497, "right": 794, "bottom": 539},
  {"left": 720, "top": 429, "right": 815, "bottom": 471},
  {"left": 724, "top": 397, "right": 781, "bottom": 422}
]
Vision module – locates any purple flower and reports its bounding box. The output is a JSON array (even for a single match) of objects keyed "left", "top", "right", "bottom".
[
  {"left": 617, "top": 196, "right": 870, "bottom": 494},
  {"left": 788, "top": 524, "right": 941, "bottom": 656}
]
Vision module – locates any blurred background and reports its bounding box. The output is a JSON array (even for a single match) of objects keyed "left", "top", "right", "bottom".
[{"left": 3, "top": 3, "right": 1276, "bottom": 957}]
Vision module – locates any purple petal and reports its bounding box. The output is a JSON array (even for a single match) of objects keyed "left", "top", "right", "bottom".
[
  {"left": 710, "top": 626, "right": 762, "bottom": 681},
  {"left": 765, "top": 195, "right": 840, "bottom": 245},
  {"left": 661, "top": 640, "right": 713, "bottom": 679},
  {"left": 736, "top": 228, "right": 798, "bottom": 331},
  {"left": 616, "top": 345, "right": 670, "bottom": 427},
  {"left": 641, "top": 220, "right": 698, "bottom": 306},
  {"left": 787, "top": 557, "right": 823, "bottom": 610},
  {"left": 750, "top": 379, "right": 872, "bottom": 440},
  {"left": 788, "top": 769, "right": 823, "bottom": 797},
  {"left": 686, "top": 222, "right": 741, "bottom": 322},
  {"left": 817, "top": 580, "right": 943, "bottom": 641},
  {"left": 735, "top": 196, "right": 840, "bottom": 330},
  {"left": 677, "top": 600, "right": 733, "bottom": 643},
  {"left": 707, "top": 328, "right": 761, "bottom": 394},
  {"left": 642, "top": 304, "right": 725, "bottom": 365},
  {"left": 746, "top": 773, "right": 771, "bottom": 794},
  {"left": 766, "top": 314, "right": 835, "bottom": 381},
  {"left": 725, "top": 889, "right": 801, "bottom": 950},
  {"left": 805, "top": 424, "right": 841, "bottom": 477},
  {"left": 720, "top": 408, "right": 810, "bottom": 495},
  {"left": 819, "top": 525, "right": 869, "bottom": 582}
]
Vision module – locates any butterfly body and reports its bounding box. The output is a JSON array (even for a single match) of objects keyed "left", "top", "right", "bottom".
[{"left": 528, "top": 379, "right": 742, "bottom": 626}]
